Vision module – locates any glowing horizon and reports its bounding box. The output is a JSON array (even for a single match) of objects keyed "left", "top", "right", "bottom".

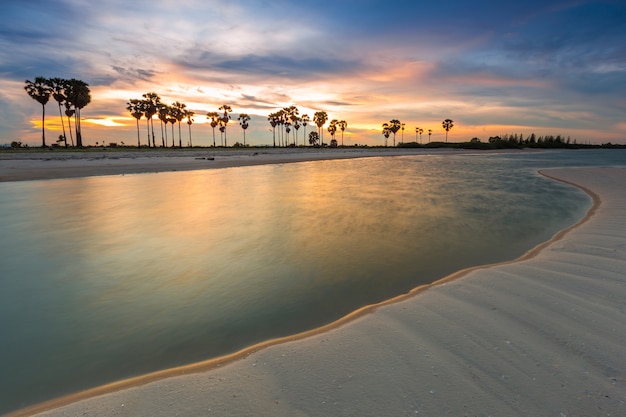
[{"left": 2, "top": 0, "right": 625, "bottom": 146}]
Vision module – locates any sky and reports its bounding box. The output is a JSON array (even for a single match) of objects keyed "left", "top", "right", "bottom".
[{"left": 1, "top": 0, "right": 625, "bottom": 147}]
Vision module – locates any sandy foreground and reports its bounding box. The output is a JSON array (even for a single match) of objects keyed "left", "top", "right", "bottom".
[{"left": 4, "top": 155, "right": 625, "bottom": 416}]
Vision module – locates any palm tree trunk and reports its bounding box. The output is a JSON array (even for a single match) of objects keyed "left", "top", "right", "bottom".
[
  {"left": 188, "top": 124, "right": 192, "bottom": 147},
  {"left": 136, "top": 119, "right": 141, "bottom": 148},
  {"left": 212, "top": 128, "right": 216, "bottom": 147},
  {"left": 159, "top": 119, "right": 167, "bottom": 148},
  {"left": 57, "top": 104, "right": 67, "bottom": 148},
  {"left": 146, "top": 119, "right": 151, "bottom": 148},
  {"left": 41, "top": 104, "right": 46, "bottom": 147},
  {"left": 178, "top": 123, "right": 182, "bottom": 148},
  {"left": 66, "top": 114, "right": 74, "bottom": 147}
]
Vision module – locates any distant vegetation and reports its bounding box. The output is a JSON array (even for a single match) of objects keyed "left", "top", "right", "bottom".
[{"left": 21, "top": 77, "right": 623, "bottom": 149}]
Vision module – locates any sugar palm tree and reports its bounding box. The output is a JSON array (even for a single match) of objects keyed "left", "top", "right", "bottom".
[
  {"left": 142, "top": 92, "right": 160, "bottom": 147},
  {"left": 24, "top": 77, "right": 52, "bottom": 147},
  {"left": 64, "top": 103, "right": 75, "bottom": 147},
  {"left": 186, "top": 109, "right": 195, "bottom": 147},
  {"left": 168, "top": 117, "right": 177, "bottom": 147},
  {"left": 389, "top": 119, "right": 401, "bottom": 147},
  {"left": 47, "top": 77, "right": 68, "bottom": 147},
  {"left": 301, "top": 114, "right": 310, "bottom": 146},
  {"left": 65, "top": 79, "right": 90, "bottom": 147},
  {"left": 337, "top": 120, "right": 347, "bottom": 146},
  {"left": 238, "top": 113, "right": 250, "bottom": 146},
  {"left": 328, "top": 119, "right": 338, "bottom": 144},
  {"left": 428, "top": 129, "right": 432, "bottom": 143},
  {"left": 268, "top": 112, "right": 278, "bottom": 147},
  {"left": 207, "top": 111, "right": 220, "bottom": 147},
  {"left": 219, "top": 105, "right": 232, "bottom": 146},
  {"left": 313, "top": 111, "right": 328, "bottom": 146},
  {"left": 158, "top": 104, "right": 170, "bottom": 147},
  {"left": 401, "top": 122, "right": 405, "bottom": 144},
  {"left": 126, "top": 99, "right": 144, "bottom": 148},
  {"left": 382, "top": 123, "right": 391, "bottom": 147},
  {"left": 442, "top": 119, "right": 454, "bottom": 142},
  {"left": 172, "top": 101, "right": 186, "bottom": 147}
]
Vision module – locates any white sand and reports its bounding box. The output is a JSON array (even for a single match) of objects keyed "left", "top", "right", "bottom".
[{"left": 12, "top": 166, "right": 626, "bottom": 416}]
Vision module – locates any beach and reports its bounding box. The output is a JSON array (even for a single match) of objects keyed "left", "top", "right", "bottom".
[{"left": 2, "top": 152, "right": 625, "bottom": 416}]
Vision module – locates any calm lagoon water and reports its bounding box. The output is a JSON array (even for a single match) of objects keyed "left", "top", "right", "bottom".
[{"left": 1, "top": 149, "right": 624, "bottom": 413}]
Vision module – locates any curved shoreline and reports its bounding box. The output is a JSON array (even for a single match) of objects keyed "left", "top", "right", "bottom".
[{"left": 7, "top": 167, "right": 602, "bottom": 416}]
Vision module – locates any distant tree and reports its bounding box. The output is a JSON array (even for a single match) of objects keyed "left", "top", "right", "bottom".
[
  {"left": 308, "top": 131, "right": 320, "bottom": 146},
  {"left": 428, "top": 129, "right": 432, "bottom": 143},
  {"left": 401, "top": 122, "right": 405, "bottom": 144},
  {"left": 186, "top": 109, "right": 195, "bottom": 147},
  {"left": 126, "top": 98, "right": 144, "bottom": 148},
  {"left": 337, "top": 120, "right": 347, "bottom": 146},
  {"left": 64, "top": 102, "right": 75, "bottom": 147},
  {"left": 238, "top": 113, "right": 250, "bottom": 146},
  {"left": 65, "top": 79, "right": 90, "bottom": 147},
  {"left": 267, "top": 112, "right": 278, "bottom": 147},
  {"left": 389, "top": 119, "right": 401, "bottom": 146},
  {"left": 158, "top": 104, "right": 171, "bottom": 147},
  {"left": 207, "top": 111, "right": 220, "bottom": 147},
  {"left": 47, "top": 77, "right": 68, "bottom": 147},
  {"left": 219, "top": 105, "right": 232, "bottom": 146},
  {"left": 313, "top": 111, "right": 328, "bottom": 146},
  {"left": 442, "top": 118, "right": 454, "bottom": 143},
  {"left": 24, "top": 77, "right": 52, "bottom": 147},
  {"left": 330, "top": 138, "right": 338, "bottom": 147},
  {"left": 142, "top": 92, "right": 160, "bottom": 147},
  {"left": 328, "top": 119, "right": 338, "bottom": 144},
  {"left": 171, "top": 101, "right": 186, "bottom": 147},
  {"left": 301, "top": 114, "right": 310, "bottom": 145},
  {"left": 382, "top": 123, "right": 391, "bottom": 147}
]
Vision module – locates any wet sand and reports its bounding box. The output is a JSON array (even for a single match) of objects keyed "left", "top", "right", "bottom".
[{"left": 2, "top": 166, "right": 621, "bottom": 416}]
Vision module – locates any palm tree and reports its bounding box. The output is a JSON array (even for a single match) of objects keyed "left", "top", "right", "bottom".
[
  {"left": 47, "top": 77, "right": 68, "bottom": 147},
  {"left": 328, "top": 119, "right": 338, "bottom": 144},
  {"left": 268, "top": 112, "right": 278, "bottom": 147},
  {"left": 186, "top": 109, "right": 195, "bottom": 147},
  {"left": 301, "top": 114, "right": 310, "bottom": 146},
  {"left": 382, "top": 123, "right": 390, "bottom": 147},
  {"left": 126, "top": 99, "right": 143, "bottom": 148},
  {"left": 416, "top": 127, "right": 424, "bottom": 144},
  {"left": 158, "top": 104, "right": 171, "bottom": 147},
  {"left": 238, "top": 113, "right": 251, "bottom": 146},
  {"left": 64, "top": 102, "right": 75, "bottom": 147},
  {"left": 172, "top": 101, "right": 186, "bottom": 148},
  {"left": 219, "top": 105, "right": 232, "bottom": 146},
  {"left": 389, "top": 119, "right": 401, "bottom": 147},
  {"left": 142, "top": 92, "right": 160, "bottom": 147},
  {"left": 442, "top": 119, "right": 454, "bottom": 142},
  {"left": 313, "top": 111, "right": 328, "bottom": 146},
  {"left": 428, "top": 129, "right": 432, "bottom": 143},
  {"left": 401, "top": 122, "right": 405, "bottom": 144},
  {"left": 168, "top": 117, "right": 177, "bottom": 147},
  {"left": 24, "top": 77, "right": 52, "bottom": 147},
  {"left": 207, "top": 111, "right": 220, "bottom": 147},
  {"left": 65, "top": 79, "right": 90, "bottom": 147},
  {"left": 337, "top": 120, "right": 347, "bottom": 146}
]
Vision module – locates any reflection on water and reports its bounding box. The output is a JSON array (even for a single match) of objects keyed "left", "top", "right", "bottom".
[{"left": 1, "top": 149, "right": 622, "bottom": 413}]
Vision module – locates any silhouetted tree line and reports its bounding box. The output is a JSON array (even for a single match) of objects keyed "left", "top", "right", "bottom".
[{"left": 24, "top": 77, "right": 91, "bottom": 147}]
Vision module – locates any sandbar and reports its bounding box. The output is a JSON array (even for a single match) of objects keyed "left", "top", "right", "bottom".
[
  {"left": 0, "top": 147, "right": 521, "bottom": 182},
  {"left": 5, "top": 166, "right": 621, "bottom": 416}
]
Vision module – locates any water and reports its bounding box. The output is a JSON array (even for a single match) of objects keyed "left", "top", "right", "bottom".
[{"left": 0, "top": 149, "right": 624, "bottom": 414}]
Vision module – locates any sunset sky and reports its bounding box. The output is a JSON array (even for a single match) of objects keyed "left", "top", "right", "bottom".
[{"left": 1, "top": 0, "right": 625, "bottom": 146}]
